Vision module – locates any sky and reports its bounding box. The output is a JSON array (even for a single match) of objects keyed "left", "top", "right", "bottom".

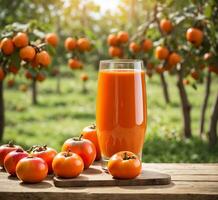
[{"left": 92, "top": 0, "right": 120, "bottom": 13}]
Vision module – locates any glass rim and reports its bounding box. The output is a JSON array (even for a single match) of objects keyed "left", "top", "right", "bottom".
[{"left": 100, "top": 59, "right": 143, "bottom": 64}]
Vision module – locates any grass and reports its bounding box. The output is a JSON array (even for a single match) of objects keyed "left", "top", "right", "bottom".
[{"left": 2, "top": 66, "right": 218, "bottom": 162}]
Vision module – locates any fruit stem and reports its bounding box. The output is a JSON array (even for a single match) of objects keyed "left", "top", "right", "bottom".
[
  {"left": 123, "top": 152, "right": 136, "bottom": 160},
  {"left": 90, "top": 124, "right": 96, "bottom": 129},
  {"left": 8, "top": 140, "right": 14, "bottom": 147}
]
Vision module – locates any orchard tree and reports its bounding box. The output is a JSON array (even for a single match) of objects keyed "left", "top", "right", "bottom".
[{"left": 0, "top": 22, "right": 52, "bottom": 140}]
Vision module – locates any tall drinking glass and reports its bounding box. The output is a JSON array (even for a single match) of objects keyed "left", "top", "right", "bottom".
[{"left": 96, "top": 59, "right": 147, "bottom": 164}]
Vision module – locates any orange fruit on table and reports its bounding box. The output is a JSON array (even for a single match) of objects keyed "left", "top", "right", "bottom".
[
  {"left": 68, "top": 58, "right": 82, "bottom": 69},
  {"left": 81, "top": 124, "right": 101, "bottom": 161},
  {"left": 64, "top": 37, "right": 77, "bottom": 51},
  {"left": 129, "top": 42, "right": 141, "bottom": 53},
  {"left": 8, "top": 65, "right": 19, "bottom": 74},
  {"left": 19, "top": 45, "right": 36, "bottom": 61},
  {"left": 107, "top": 34, "right": 118, "bottom": 46},
  {"left": 0, "top": 68, "right": 5, "bottom": 81},
  {"left": 45, "top": 33, "right": 58, "bottom": 47},
  {"left": 1, "top": 38, "right": 14, "bottom": 55},
  {"left": 35, "top": 51, "right": 51, "bottom": 67},
  {"left": 109, "top": 46, "right": 123, "bottom": 58},
  {"left": 160, "top": 19, "right": 173, "bottom": 33},
  {"left": 52, "top": 151, "right": 84, "bottom": 178},
  {"left": 167, "top": 52, "right": 181, "bottom": 66},
  {"left": 155, "top": 46, "right": 169, "bottom": 60},
  {"left": 12, "top": 32, "right": 29, "bottom": 48},
  {"left": 190, "top": 69, "right": 199, "bottom": 80},
  {"left": 16, "top": 156, "right": 48, "bottom": 183},
  {"left": 117, "top": 31, "right": 129, "bottom": 43},
  {"left": 141, "top": 39, "right": 153, "bottom": 52},
  {"left": 77, "top": 38, "right": 91, "bottom": 51},
  {"left": 186, "top": 28, "right": 203, "bottom": 46},
  {"left": 108, "top": 151, "right": 142, "bottom": 179}
]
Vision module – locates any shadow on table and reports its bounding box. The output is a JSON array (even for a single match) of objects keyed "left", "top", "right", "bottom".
[
  {"left": 19, "top": 181, "right": 53, "bottom": 189},
  {"left": 119, "top": 182, "right": 175, "bottom": 190},
  {"left": 83, "top": 167, "right": 102, "bottom": 175}
]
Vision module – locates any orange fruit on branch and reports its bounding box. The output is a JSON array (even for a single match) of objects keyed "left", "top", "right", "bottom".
[
  {"left": 167, "top": 52, "right": 181, "bottom": 66},
  {"left": 81, "top": 73, "right": 89, "bottom": 82},
  {"left": 7, "top": 79, "right": 15, "bottom": 88},
  {"left": 35, "top": 51, "right": 51, "bottom": 67},
  {"left": 117, "top": 31, "right": 129, "bottom": 43},
  {"left": 155, "top": 66, "right": 165, "bottom": 74},
  {"left": 129, "top": 42, "right": 141, "bottom": 53},
  {"left": 19, "top": 45, "right": 36, "bottom": 61},
  {"left": 8, "top": 65, "right": 19, "bottom": 74},
  {"left": 186, "top": 28, "right": 203, "bottom": 46},
  {"left": 25, "top": 71, "right": 33, "bottom": 80},
  {"left": 109, "top": 46, "right": 123, "bottom": 58},
  {"left": 64, "top": 37, "right": 77, "bottom": 51},
  {"left": 155, "top": 46, "right": 169, "bottom": 60},
  {"left": 141, "top": 39, "right": 153, "bottom": 52},
  {"left": 77, "top": 38, "right": 91, "bottom": 51},
  {"left": 13, "top": 32, "right": 29, "bottom": 48},
  {"left": 45, "top": 33, "right": 58, "bottom": 47},
  {"left": 190, "top": 69, "right": 199, "bottom": 80},
  {"left": 36, "top": 73, "right": 46, "bottom": 82},
  {"left": 1, "top": 38, "right": 14, "bottom": 55},
  {"left": 107, "top": 34, "right": 118, "bottom": 46},
  {"left": 68, "top": 58, "right": 82, "bottom": 69},
  {"left": 160, "top": 19, "right": 173, "bottom": 33}
]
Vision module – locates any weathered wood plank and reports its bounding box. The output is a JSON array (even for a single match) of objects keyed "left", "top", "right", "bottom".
[{"left": 0, "top": 164, "right": 218, "bottom": 200}]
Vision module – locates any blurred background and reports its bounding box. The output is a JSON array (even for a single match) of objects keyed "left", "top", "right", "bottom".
[{"left": 0, "top": 0, "right": 217, "bottom": 162}]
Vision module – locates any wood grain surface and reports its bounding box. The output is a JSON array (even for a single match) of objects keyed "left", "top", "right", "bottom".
[{"left": 0, "top": 163, "right": 218, "bottom": 200}]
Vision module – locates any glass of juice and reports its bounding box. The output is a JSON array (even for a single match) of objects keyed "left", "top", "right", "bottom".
[{"left": 96, "top": 59, "right": 147, "bottom": 164}]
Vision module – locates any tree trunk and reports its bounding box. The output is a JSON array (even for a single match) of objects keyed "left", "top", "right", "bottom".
[
  {"left": 208, "top": 93, "right": 218, "bottom": 146},
  {"left": 56, "top": 74, "right": 61, "bottom": 94},
  {"left": 32, "top": 79, "right": 38, "bottom": 105},
  {"left": 177, "top": 69, "right": 192, "bottom": 138},
  {"left": 160, "top": 73, "right": 170, "bottom": 104},
  {"left": 0, "top": 81, "right": 4, "bottom": 141},
  {"left": 200, "top": 71, "right": 211, "bottom": 136}
]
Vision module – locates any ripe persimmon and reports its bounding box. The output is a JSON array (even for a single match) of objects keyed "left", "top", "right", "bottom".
[
  {"left": 208, "top": 66, "right": 218, "bottom": 75},
  {"left": 81, "top": 73, "right": 88, "bottom": 81},
  {"left": 186, "top": 28, "right": 203, "bottom": 46},
  {"left": 155, "top": 66, "right": 165, "bottom": 74},
  {"left": 19, "top": 84, "right": 28, "bottom": 92},
  {"left": 35, "top": 51, "right": 51, "bottom": 67},
  {"left": 1, "top": 38, "right": 14, "bottom": 55},
  {"left": 190, "top": 69, "right": 199, "bottom": 80},
  {"left": 13, "top": 32, "right": 29, "bottom": 48},
  {"left": 64, "top": 37, "right": 77, "bottom": 51},
  {"left": 109, "top": 46, "right": 123, "bottom": 57},
  {"left": 107, "top": 34, "right": 118, "bottom": 46},
  {"left": 36, "top": 73, "right": 46, "bottom": 82},
  {"left": 8, "top": 65, "right": 19, "bottom": 74},
  {"left": 183, "top": 79, "right": 190, "bottom": 85},
  {"left": 129, "top": 42, "right": 141, "bottom": 53},
  {"left": 0, "top": 68, "right": 5, "bottom": 81},
  {"left": 19, "top": 45, "right": 36, "bottom": 61},
  {"left": 68, "top": 58, "right": 82, "bottom": 69},
  {"left": 141, "top": 39, "right": 153, "bottom": 52},
  {"left": 45, "top": 33, "right": 58, "bottom": 47},
  {"left": 7, "top": 79, "right": 15, "bottom": 88},
  {"left": 77, "top": 38, "right": 90, "bottom": 51},
  {"left": 160, "top": 19, "right": 173, "bottom": 33},
  {"left": 25, "top": 71, "right": 33, "bottom": 80},
  {"left": 117, "top": 31, "right": 129, "bottom": 43},
  {"left": 155, "top": 46, "right": 169, "bottom": 60},
  {"left": 167, "top": 52, "right": 181, "bottom": 66}
]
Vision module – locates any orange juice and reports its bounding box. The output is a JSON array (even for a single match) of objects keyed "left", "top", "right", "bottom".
[{"left": 96, "top": 69, "right": 147, "bottom": 159}]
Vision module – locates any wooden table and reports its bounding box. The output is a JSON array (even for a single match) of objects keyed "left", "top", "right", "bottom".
[{"left": 0, "top": 163, "right": 218, "bottom": 200}]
